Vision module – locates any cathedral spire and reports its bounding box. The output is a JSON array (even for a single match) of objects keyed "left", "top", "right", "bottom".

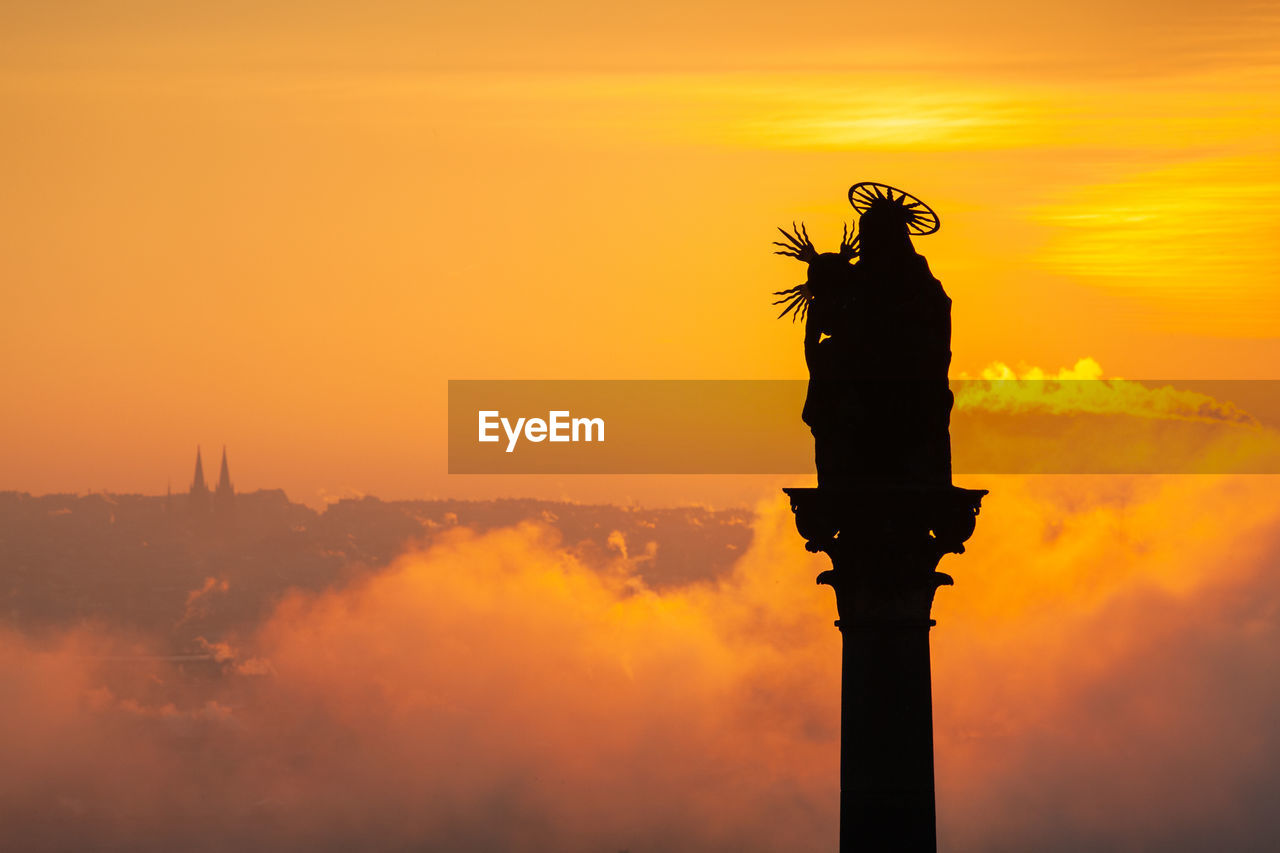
[
  {"left": 216, "top": 446, "right": 233, "bottom": 497},
  {"left": 189, "top": 446, "right": 210, "bottom": 514},
  {"left": 214, "top": 445, "right": 236, "bottom": 520},
  {"left": 190, "top": 446, "right": 209, "bottom": 495}
]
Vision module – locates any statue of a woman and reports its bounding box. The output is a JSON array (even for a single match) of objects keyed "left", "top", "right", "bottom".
[{"left": 773, "top": 183, "right": 952, "bottom": 488}]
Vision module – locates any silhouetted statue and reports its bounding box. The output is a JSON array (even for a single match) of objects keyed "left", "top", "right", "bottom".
[
  {"left": 773, "top": 182, "right": 952, "bottom": 488},
  {"left": 776, "top": 184, "right": 984, "bottom": 853}
]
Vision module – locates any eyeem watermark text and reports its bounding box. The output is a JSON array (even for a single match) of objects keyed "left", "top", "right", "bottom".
[{"left": 478, "top": 410, "right": 606, "bottom": 453}]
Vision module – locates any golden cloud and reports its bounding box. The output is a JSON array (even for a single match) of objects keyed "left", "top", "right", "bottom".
[{"left": 2, "top": 475, "right": 1280, "bottom": 849}]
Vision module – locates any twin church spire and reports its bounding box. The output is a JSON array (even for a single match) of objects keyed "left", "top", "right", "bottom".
[{"left": 188, "top": 446, "right": 234, "bottom": 516}]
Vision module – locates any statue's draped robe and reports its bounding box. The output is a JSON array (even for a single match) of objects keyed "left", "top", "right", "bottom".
[{"left": 802, "top": 252, "right": 953, "bottom": 488}]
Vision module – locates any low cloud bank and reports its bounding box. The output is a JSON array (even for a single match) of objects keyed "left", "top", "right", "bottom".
[{"left": 2, "top": 476, "right": 1279, "bottom": 851}]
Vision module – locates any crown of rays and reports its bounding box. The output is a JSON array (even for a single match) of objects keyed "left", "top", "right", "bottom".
[{"left": 848, "top": 182, "right": 940, "bottom": 236}]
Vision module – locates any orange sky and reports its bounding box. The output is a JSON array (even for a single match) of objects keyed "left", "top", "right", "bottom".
[{"left": 2, "top": 1, "right": 1278, "bottom": 505}]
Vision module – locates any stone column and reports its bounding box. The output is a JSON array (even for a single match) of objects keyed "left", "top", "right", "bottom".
[{"left": 785, "top": 485, "right": 986, "bottom": 853}]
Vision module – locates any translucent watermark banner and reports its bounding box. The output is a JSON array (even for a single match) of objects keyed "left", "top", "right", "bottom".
[{"left": 447, "top": 380, "right": 1280, "bottom": 474}]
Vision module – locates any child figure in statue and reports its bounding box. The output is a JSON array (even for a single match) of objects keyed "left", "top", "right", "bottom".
[
  {"left": 772, "top": 221, "right": 861, "bottom": 485},
  {"left": 773, "top": 183, "right": 953, "bottom": 489}
]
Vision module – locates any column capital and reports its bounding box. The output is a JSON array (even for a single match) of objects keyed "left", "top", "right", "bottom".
[{"left": 783, "top": 485, "right": 987, "bottom": 627}]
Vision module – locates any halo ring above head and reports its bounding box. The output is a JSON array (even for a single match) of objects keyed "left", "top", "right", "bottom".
[{"left": 848, "top": 181, "right": 940, "bottom": 236}]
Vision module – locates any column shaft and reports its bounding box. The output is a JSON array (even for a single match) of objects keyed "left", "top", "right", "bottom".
[{"left": 840, "top": 623, "right": 937, "bottom": 853}]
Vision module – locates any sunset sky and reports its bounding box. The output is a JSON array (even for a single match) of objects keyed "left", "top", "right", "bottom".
[
  {"left": 2, "top": 0, "right": 1278, "bottom": 504},
  {"left": 3, "top": 5, "right": 1280, "bottom": 851}
]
